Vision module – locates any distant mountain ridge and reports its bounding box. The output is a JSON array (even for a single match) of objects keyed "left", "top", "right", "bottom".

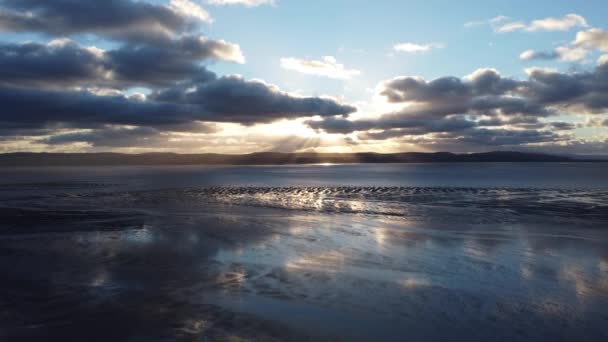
[{"left": 0, "top": 151, "right": 600, "bottom": 166}]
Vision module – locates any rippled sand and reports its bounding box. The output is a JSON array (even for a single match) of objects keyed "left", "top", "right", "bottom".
[{"left": 1, "top": 181, "right": 608, "bottom": 341}]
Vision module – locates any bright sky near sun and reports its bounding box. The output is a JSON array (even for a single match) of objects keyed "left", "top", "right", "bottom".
[{"left": 0, "top": 0, "right": 607, "bottom": 154}]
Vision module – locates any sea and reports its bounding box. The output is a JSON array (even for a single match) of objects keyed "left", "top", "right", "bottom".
[{"left": 0, "top": 163, "right": 607, "bottom": 341}]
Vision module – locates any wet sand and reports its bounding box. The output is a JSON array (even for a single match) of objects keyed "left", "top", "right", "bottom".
[{"left": 1, "top": 166, "right": 607, "bottom": 341}]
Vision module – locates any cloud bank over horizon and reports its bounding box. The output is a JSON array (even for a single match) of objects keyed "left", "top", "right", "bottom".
[{"left": 0, "top": 1, "right": 606, "bottom": 154}]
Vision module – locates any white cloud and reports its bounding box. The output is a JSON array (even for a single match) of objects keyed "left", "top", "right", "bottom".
[
  {"left": 520, "top": 46, "right": 588, "bottom": 62},
  {"left": 574, "top": 28, "right": 608, "bottom": 51},
  {"left": 393, "top": 42, "right": 445, "bottom": 53},
  {"left": 472, "top": 13, "right": 588, "bottom": 33},
  {"left": 521, "top": 28, "right": 608, "bottom": 63},
  {"left": 524, "top": 67, "right": 558, "bottom": 75},
  {"left": 525, "top": 14, "right": 588, "bottom": 32},
  {"left": 280, "top": 56, "right": 360, "bottom": 79},
  {"left": 495, "top": 21, "right": 526, "bottom": 33},
  {"left": 520, "top": 50, "right": 542, "bottom": 60},
  {"left": 598, "top": 55, "right": 608, "bottom": 65},
  {"left": 489, "top": 15, "right": 510, "bottom": 24},
  {"left": 464, "top": 15, "right": 509, "bottom": 28},
  {"left": 207, "top": 0, "right": 276, "bottom": 6},
  {"left": 169, "top": 0, "right": 212, "bottom": 22},
  {"left": 204, "top": 38, "right": 246, "bottom": 63},
  {"left": 554, "top": 46, "right": 589, "bottom": 62}
]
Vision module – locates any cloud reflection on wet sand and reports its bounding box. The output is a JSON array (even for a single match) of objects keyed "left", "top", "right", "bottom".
[{"left": 0, "top": 184, "right": 607, "bottom": 341}]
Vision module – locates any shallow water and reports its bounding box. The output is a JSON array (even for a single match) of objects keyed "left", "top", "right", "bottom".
[{"left": 0, "top": 164, "right": 607, "bottom": 341}]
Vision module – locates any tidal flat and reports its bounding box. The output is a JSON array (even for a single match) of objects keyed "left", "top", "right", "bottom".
[{"left": 1, "top": 164, "right": 607, "bottom": 341}]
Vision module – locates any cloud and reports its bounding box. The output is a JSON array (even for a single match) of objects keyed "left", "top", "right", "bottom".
[
  {"left": 169, "top": 0, "right": 212, "bottom": 22},
  {"left": 39, "top": 123, "right": 220, "bottom": 148},
  {"left": 469, "top": 14, "right": 588, "bottom": 33},
  {"left": 40, "top": 126, "right": 167, "bottom": 147},
  {"left": 0, "top": 37, "right": 243, "bottom": 89},
  {"left": 152, "top": 75, "right": 357, "bottom": 124},
  {"left": 306, "top": 64, "right": 608, "bottom": 149},
  {"left": 496, "top": 13, "right": 588, "bottom": 33},
  {"left": 0, "top": 69, "right": 356, "bottom": 136},
  {"left": 554, "top": 46, "right": 590, "bottom": 61},
  {"left": 520, "top": 46, "right": 589, "bottom": 62},
  {"left": 521, "top": 28, "right": 608, "bottom": 64},
  {"left": 573, "top": 28, "right": 608, "bottom": 51},
  {"left": 280, "top": 56, "right": 360, "bottom": 79},
  {"left": 464, "top": 15, "right": 509, "bottom": 28},
  {"left": 495, "top": 21, "right": 527, "bottom": 33},
  {"left": 105, "top": 35, "right": 244, "bottom": 86},
  {"left": 520, "top": 50, "right": 559, "bottom": 61},
  {"left": 0, "top": 0, "right": 211, "bottom": 43},
  {"left": 0, "top": 39, "right": 107, "bottom": 89},
  {"left": 0, "top": 86, "right": 190, "bottom": 130},
  {"left": 0, "top": 2, "right": 603, "bottom": 154},
  {"left": 393, "top": 42, "right": 444, "bottom": 53},
  {"left": 369, "top": 128, "right": 570, "bottom": 153},
  {"left": 379, "top": 68, "right": 519, "bottom": 104},
  {"left": 525, "top": 14, "right": 588, "bottom": 32},
  {"left": 549, "top": 122, "right": 577, "bottom": 131},
  {"left": 207, "top": 0, "right": 276, "bottom": 6}
]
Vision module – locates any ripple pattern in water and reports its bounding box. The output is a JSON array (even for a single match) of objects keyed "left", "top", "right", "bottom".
[{"left": 65, "top": 186, "right": 608, "bottom": 224}]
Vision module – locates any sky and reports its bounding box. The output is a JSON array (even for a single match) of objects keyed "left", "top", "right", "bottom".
[{"left": 0, "top": 0, "right": 607, "bottom": 154}]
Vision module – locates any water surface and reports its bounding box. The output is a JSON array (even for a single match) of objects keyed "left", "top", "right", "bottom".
[{"left": 0, "top": 163, "right": 607, "bottom": 341}]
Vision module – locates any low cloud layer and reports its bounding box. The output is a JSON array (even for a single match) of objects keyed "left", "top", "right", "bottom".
[
  {"left": 308, "top": 64, "right": 608, "bottom": 150},
  {"left": 0, "top": 71, "right": 355, "bottom": 131}
]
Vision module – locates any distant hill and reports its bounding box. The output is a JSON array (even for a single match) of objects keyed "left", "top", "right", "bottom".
[{"left": 0, "top": 151, "right": 596, "bottom": 167}]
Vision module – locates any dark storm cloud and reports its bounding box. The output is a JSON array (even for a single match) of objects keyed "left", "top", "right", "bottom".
[
  {"left": 0, "top": 37, "right": 240, "bottom": 89},
  {"left": 0, "top": 0, "right": 207, "bottom": 44}
]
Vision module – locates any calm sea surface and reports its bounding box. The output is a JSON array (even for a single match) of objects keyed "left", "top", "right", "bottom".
[
  {"left": 1, "top": 163, "right": 607, "bottom": 341},
  {"left": 1, "top": 162, "right": 607, "bottom": 189}
]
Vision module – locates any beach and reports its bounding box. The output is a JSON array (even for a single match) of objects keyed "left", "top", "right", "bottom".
[{"left": 1, "top": 164, "right": 607, "bottom": 341}]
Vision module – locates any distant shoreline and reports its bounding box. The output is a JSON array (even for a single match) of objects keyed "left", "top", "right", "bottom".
[{"left": 1, "top": 151, "right": 606, "bottom": 167}]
